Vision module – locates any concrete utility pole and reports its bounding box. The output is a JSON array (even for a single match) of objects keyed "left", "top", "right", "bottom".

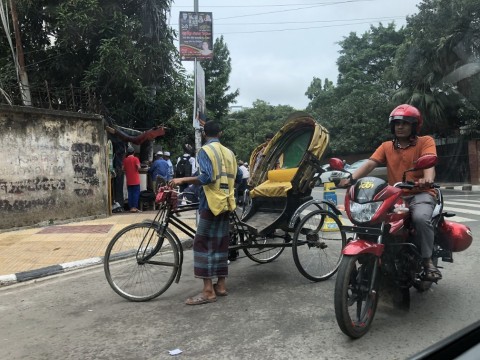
[
  {"left": 9, "top": 0, "right": 31, "bottom": 106},
  {"left": 193, "top": 0, "right": 203, "bottom": 154}
]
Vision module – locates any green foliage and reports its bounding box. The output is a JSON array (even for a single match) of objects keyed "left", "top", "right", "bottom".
[
  {"left": 1, "top": 0, "right": 190, "bottom": 133},
  {"left": 307, "top": 22, "right": 405, "bottom": 154},
  {"left": 222, "top": 100, "right": 295, "bottom": 161},
  {"left": 393, "top": 0, "right": 480, "bottom": 136}
]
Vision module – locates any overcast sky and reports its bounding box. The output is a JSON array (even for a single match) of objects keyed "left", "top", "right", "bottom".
[{"left": 170, "top": 0, "right": 421, "bottom": 110}]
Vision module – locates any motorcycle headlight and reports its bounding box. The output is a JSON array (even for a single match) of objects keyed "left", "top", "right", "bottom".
[{"left": 349, "top": 201, "right": 382, "bottom": 223}]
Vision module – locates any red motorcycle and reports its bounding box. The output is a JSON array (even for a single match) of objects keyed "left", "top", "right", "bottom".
[{"left": 331, "top": 155, "right": 473, "bottom": 338}]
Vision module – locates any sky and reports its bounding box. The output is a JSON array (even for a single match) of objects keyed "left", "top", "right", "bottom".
[{"left": 169, "top": 0, "right": 422, "bottom": 110}]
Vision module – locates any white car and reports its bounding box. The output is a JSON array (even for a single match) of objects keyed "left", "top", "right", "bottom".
[
  {"left": 348, "top": 159, "right": 388, "bottom": 181},
  {"left": 315, "top": 164, "right": 349, "bottom": 186}
]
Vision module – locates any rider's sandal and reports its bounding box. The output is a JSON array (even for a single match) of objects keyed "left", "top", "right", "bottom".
[{"left": 423, "top": 262, "right": 442, "bottom": 283}]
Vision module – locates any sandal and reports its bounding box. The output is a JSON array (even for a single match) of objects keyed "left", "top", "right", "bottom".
[
  {"left": 185, "top": 293, "right": 217, "bottom": 305},
  {"left": 423, "top": 261, "right": 442, "bottom": 282},
  {"left": 213, "top": 284, "right": 228, "bottom": 297}
]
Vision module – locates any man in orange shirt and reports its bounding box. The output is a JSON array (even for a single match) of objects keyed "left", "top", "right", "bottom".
[
  {"left": 340, "top": 104, "right": 441, "bottom": 282},
  {"left": 122, "top": 145, "right": 141, "bottom": 213}
]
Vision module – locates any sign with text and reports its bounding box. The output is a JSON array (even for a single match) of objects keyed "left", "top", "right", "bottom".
[{"left": 179, "top": 11, "right": 213, "bottom": 61}]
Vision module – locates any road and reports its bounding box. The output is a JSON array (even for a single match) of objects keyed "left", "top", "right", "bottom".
[{"left": 0, "top": 189, "right": 479, "bottom": 360}]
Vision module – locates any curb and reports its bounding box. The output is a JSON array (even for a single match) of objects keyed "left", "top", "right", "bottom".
[{"left": 0, "top": 238, "right": 194, "bottom": 287}]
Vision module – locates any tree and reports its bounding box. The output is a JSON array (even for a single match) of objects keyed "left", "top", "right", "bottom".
[
  {"left": 223, "top": 100, "right": 295, "bottom": 161},
  {"left": 306, "top": 23, "right": 405, "bottom": 154},
  {"left": 0, "top": 0, "right": 190, "bottom": 134},
  {"left": 393, "top": 0, "right": 480, "bottom": 136},
  {"left": 201, "top": 36, "right": 239, "bottom": 121}
]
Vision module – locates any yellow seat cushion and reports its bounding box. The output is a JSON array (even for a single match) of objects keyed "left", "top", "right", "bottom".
[{"left": 250, "top": 168, "right": 298, "bottom": 198}]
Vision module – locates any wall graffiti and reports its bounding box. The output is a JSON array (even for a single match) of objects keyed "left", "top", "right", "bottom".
[
  {"left": 0, "top": 178, "right": 66, "bottom": 194},
  {"left": 0, "top": 197, "right": 56, "bottom": 211},
  {"left": 71, "top": 142, "right": 100, "bottom": 187},
  {"left": 74, "top": 188, "right": 94, "bottom": 197}
]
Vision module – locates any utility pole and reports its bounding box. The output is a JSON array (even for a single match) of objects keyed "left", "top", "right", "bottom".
[
  {"left": 9, "top": 0, "right": 31, "bottom": 106},
  {"left": 193, "top": 0, "right": 202, "bottom": 154}
]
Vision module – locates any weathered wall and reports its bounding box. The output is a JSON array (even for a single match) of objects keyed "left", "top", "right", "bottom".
[{"left": 0, "top": 105, "right": 108, "bottom": 230}]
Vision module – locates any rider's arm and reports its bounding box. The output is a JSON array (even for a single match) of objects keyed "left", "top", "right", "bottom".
[
  {"left": 351, "top": 159, "right": 378, "bottom": 181},
  {"left": 419, "top": 167, "right": 435, "bottom": 187}
]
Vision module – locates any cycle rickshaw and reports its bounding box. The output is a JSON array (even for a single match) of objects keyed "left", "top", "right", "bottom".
[{"left": 104, "top": 112, "right": 346, "bottom": 301}]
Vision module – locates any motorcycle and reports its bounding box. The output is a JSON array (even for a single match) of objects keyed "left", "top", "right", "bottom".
[{"left": 331, "top": 155, "right": 473, "bottom": 339}]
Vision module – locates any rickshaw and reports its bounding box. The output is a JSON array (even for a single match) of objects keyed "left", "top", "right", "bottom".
[{"left": 104, "top": 112, "right": 346, "bottom": 301}]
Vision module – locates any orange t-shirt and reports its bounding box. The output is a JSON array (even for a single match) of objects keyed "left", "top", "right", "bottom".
[{"left": 370, "top": 136, "right": 436, "bottom": 194}]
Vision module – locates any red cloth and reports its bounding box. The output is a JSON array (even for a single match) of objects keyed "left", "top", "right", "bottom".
[{"left": 123, "top": 155, "right": 140, "bottom": 185}]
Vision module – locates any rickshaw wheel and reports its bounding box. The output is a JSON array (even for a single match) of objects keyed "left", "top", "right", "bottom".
[
  {"left": 292, "top": 209, "right": 346, "bottom": 281},
  {"left": 243, "top": 232, "right": 286, "bottom": 264}
]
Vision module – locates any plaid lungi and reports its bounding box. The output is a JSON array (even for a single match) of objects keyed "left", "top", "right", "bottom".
[{"left": 193, "top": 209, "right": 230, "bottom": 278}]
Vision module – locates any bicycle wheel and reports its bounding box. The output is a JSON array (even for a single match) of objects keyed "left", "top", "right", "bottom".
[
  {"left": 104, "top": 223, "right": 179, "bottom": 302},
  {"left": 243, "top": 232, "right": 286, "bottom": 264},
  {"left": 292, "top": 209, "right": 346, "bottom": 281},
  {"left": 334, "top": 254, "right": 380, "bottom": 339}
]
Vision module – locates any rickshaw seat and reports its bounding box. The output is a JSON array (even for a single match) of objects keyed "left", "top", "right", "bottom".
[{"left": 250, "top": 168, "right": 298, "bottom": 198}]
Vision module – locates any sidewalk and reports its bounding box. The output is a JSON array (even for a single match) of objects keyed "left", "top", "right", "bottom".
[
  {"left": 1, "top": 183, "right": 478, "bottom": 287},
  {"left": 0, "top": 209, "right": 197, "bottom": 287}
]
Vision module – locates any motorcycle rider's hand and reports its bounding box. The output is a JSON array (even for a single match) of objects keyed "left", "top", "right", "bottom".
[
  {"left": 338, "top": 177, "right": 352, "bottom": 188},
  {"left": 418, "top": 176, "right": 434, "bottom": 188}
]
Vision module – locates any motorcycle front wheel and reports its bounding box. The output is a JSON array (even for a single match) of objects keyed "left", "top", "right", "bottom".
[{"left": 334, "top": 253, "right": 380, "bottom": 339}]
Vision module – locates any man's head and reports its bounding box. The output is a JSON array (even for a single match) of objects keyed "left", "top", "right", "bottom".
[
  {"left": 389, "top": 104, "right": 423, "bottom": 137},
  {"left": 127, "top": 145, "right": 135, "bottom": 154},
  {"left": 163, "top": 151, "right": 170, "bottom": 158},
  {"left": 203, "top": 121, "right": 221, "bottom": 138},
  {"left": 265, "top": 132, "right": 274, "bottom": 142},
  {"left": 156, "top": 151, "right": 163, "bottom": 158}
]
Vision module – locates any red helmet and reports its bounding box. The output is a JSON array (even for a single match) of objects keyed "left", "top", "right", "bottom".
[{"left": 389, "top": 104, "right": 423, "bottom": 135}]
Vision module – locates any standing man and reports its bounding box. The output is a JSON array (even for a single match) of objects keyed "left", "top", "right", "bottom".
[
  {"left": 237, "top": 160, "right": 250, "bottom": 204},
  {"left": 169, "top": 121, "right": 242, "bottom": 305},
  {"left": 122, "top": 145, "right": 141, "bottom": 213},
  {"left": 340, "top": 104, "right": 441, "bottom": 281},
  {"left": 176, "top": 144, "right": 197, "bottom": 192},
  {"left": 148, "top": 151, "right": 169, "bottom": 190},
  {"left": 163, "top": 151, "right": 174, "bottom": 181}
]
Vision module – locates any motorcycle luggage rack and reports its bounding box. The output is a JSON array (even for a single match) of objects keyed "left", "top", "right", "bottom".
[{"left": 341, "top": 225, "right": 383, "bottom": 236}]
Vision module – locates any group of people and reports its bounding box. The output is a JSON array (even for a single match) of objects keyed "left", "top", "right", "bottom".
[
  {"left": 122, "top": 145, "right": 198, "bottom": 213},
  {"left": 126, "top": 103, "right": 442, "bottom": 305}
]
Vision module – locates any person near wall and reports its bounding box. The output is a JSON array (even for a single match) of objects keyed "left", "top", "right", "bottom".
[
  {"left": 122, "top": 145, "right": 141, "bottom": 213},
  {"left": 169, "top": 121, "right": 242, "bottom": 305},
  {"left": 163, "top": 151, "right": 174, "bottom": 181}
]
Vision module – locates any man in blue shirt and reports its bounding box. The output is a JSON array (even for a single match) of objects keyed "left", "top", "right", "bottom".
[{"left": 148, "top": 151, "right": 169, "bottom": 190}]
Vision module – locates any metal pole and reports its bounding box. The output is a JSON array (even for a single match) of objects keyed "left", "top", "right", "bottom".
[{"left": 193, "top": 0, "right": 202, "bottom": 154}]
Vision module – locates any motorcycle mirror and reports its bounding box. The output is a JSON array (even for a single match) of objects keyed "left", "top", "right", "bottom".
[
  {"left": 329, "top": 158, "right": 345, "bottom": 171},
  {"left": 413, "top": 154, "right": 438, "bottom": 170},
  {"left": 402, "top": 154, "right": 438, "bottom": 182}
]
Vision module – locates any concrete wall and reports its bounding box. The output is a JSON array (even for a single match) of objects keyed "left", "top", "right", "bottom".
[{"left": 0, "top": 105, "right": 108, "bottom": 230}]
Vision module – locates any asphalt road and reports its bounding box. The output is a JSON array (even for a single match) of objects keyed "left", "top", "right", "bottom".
[{"left": 1, "top": 190, "right": 479, "bottom": 360}]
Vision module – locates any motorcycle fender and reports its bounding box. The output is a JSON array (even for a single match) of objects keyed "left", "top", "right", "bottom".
[{"left": 342, "top": 239, "right": 384, "bottom": 257}]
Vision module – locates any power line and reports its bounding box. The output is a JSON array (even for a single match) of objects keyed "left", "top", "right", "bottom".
[
  {"left": 217, "top": 19, "right": 404, "bottom": 35},
  {"left": 172, "top": 0, "right": 373, "bottom": 8},
  {"left": 171, "top": 15, "right": 405, "bottom": 26},
  {"left": 214, "top": 0, "right": 374, "bottom": 20}
]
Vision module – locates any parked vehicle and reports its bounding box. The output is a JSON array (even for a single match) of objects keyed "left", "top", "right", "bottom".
[
  {"left": 316, "top": 159, "right": 387, "bottom": 185},
  {"left": 348, "top": 159, "right": 387, "bottom": 181},
  {"left": 331, "top": 155, "right": 473, "bottom": 338},
  {"left": 315, "top": 164, "right": 347, "bottom": 185}
]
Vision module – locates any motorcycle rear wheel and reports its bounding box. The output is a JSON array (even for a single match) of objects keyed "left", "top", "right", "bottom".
[{"left": 334, "top": 253, "right": 380, "bottom": 339}]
